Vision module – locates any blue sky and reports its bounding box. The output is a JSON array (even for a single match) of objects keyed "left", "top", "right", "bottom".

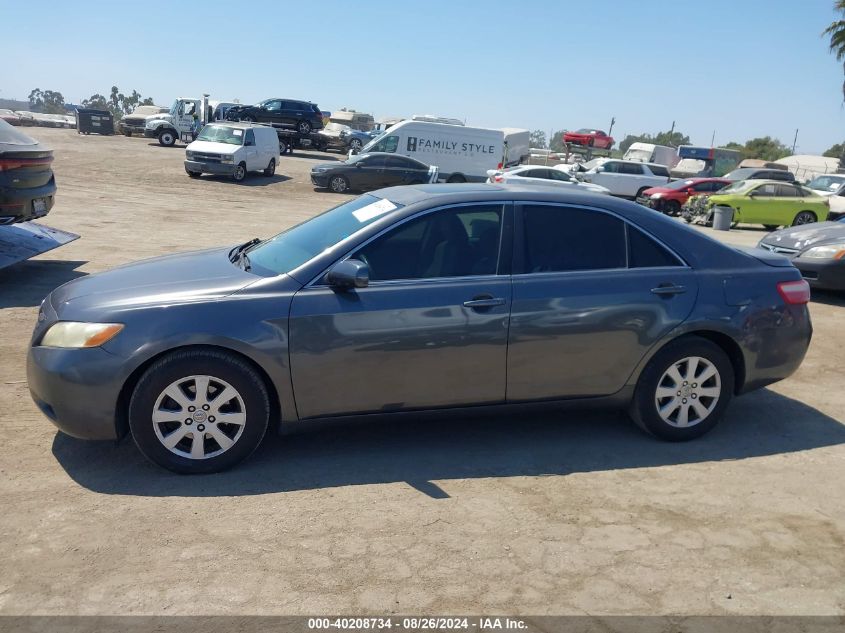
[{"left": 2, "top": 0, "right": 843, "bottom": 153}]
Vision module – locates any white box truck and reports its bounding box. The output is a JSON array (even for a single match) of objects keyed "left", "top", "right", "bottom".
[
  {"left": 500, "top": 128, "right": 530, "bottom": 166},
  {"left": 358, "top": 120, "right": 505, "bottom": 182},
  {"left": 622, "top": 143, "right": 679, "bottom": 169}
]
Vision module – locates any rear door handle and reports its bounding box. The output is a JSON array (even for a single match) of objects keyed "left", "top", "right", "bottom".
[
  {"left": 651, "top": 284, "right": 687, "bottom": 296},
  {"left": 463, "top": 297, "right": 506, "bottom": 308}
]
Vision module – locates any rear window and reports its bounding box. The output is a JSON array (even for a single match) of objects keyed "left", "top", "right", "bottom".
[
  {"left": 649, "top": 165, "right": 670, "bottom": 177},
  {"left": 0, "top": 120, "right": 38, "bottom": 146}
]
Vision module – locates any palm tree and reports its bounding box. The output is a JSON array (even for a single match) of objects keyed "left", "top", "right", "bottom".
[{"left": 823, "top": 0, "right": 845, "bottom": 100}]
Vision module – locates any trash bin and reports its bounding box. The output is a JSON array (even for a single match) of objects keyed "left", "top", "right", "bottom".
[
  {"left": 712, "top": 205, "right": 733, "bottom": 231},
  {"left": 75, "top": 109, "right": 114, "bottom": 135}
]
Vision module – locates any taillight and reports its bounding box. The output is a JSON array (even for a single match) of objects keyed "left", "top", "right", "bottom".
[
  {"left": 777, "top": 279, "right": 811, "bottom": 305},
  {"left": 0, "top": 156, "right": 53, "bottom": 171},
  {"left": 494, "top": 175, "right": 503, "bottom": 182}
]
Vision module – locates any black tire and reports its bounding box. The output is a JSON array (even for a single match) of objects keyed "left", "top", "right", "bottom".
[
  {"left": 349, "top": 138, "right": 363, "bottom": 151},
  {"left": 628, "top": 336, "right": 734, "bottom": 441},
  {"left": 185, "top": 167, "right": 201, "bottom": 178},
  {"left": 664, "top": 200, "right": 681, "bottom": 216},
  {"left": 297, "top": 120, "right": 312, "bottom": 134},
  {"left": 279, "top": 139, "right": 289, "bottom": 154},
  {"left": 329, "top": 174, "right": 350, "bottom": 193},
  {"left": 158, "top": 129, "right": 176, "bottom": 147},
  {"left": 763, "top": 224, "right": 779, "bottom": 231},
  {"left": 124, "top": 130, "right": 132, "bottom": 137},
  {"left": 263, "top": 158, "right": 275, "bottom": 177},
  {"left": 233, "top": 162, "right": 247, "bottom": 182},
  {"left": 792, "top": 211, "right": 817, "bottom": 226},
  {"left": 446, "top": 174, "right": 467, "bottom": 183},
  {"left": 241, "top": 115, "right": 256, "bottom": 123},
  {"left": 128, "top": 349, "right": 270, "bottom": 474}
]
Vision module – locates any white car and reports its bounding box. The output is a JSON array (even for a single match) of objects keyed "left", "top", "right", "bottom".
[
  {"left": 486, "top": 165, "right": 610, "bottom": 194},
  {"left": 184, "top": 122, "right": 280, "bottom": 182},
  {"left": 574, "top": 159, "right": 671, "bottom": 198},
  {"left": 805, "top": 174, "right": 845, "bottom": 220}
]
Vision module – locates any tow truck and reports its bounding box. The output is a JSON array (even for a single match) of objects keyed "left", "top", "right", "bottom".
[{"left": 144, "top": 95, "right": 238, "bottom": 146}]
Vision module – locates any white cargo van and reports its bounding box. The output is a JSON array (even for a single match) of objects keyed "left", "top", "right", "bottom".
[
  {"left": 623, "top": 143, "right": 679, "bottom": 168},
  {"left": 358, "top": 120, "right": 505, "bottom": 182},
  {"left": 184, "top": 122, "right": 280, "bottom": 182},
  {"left": 500, "top": 128, "right": 530, "bottom": 166}
]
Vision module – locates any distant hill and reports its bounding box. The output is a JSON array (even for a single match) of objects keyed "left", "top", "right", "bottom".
[{"left": 0, "top": 98, "right": 30, "bottom": 111}]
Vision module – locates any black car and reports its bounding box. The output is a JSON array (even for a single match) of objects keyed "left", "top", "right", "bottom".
[
  {"left": 311, "top": 152, "right": 437, "bottom": 193},
  {"left": 226, "top": 99, "right": 323, "bottom": 134},
  {"left": 0, "top": 120, "right": 56, "bottom": 225},
  {"left": 723, "top": 167, "right": 796, "bottom": 182},
  {"left": 759, "top": 217, "right": 845, "bottom": 290}
]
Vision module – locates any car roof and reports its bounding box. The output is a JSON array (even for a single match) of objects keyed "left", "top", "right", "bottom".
[{"left": 207, "top": 121, "right": 268, "bottom": 129}]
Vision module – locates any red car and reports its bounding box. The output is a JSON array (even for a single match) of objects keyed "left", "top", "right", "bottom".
[
  {"left": 563, "top": 128, "right": 614, "bottom": 149},
  {"left": 638, "top": 178, "right": 731, "bottom": 215}
]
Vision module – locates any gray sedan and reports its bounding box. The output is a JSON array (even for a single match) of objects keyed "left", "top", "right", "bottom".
[{"left": 28, "top": 185, "right": 813, "bottom": 473}]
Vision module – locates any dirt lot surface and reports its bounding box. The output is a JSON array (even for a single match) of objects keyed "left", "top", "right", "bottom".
[{"left": 1, "top": 128, "right": 844, "bottom": 615}]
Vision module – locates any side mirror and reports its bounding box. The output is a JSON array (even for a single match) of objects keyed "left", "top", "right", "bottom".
[
  {"left": 595, "top": 166, "right": 604, "bottom": 173},
  {"left": 326, "top": 259, "right": 369, "bottom": 290}
]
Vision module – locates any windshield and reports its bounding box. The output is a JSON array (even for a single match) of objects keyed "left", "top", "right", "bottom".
[
  {"left": 169, "top": 99, "right": 180, "bottom": 116},
  {"left": 576, "top": 128, "right": 596, "bottom": 134},
  {"left": 663, "top": 179, "right": 697, "bottom": 191},
  {"left": 806, "top": 175, "right": 845, "bottom": 191},
  {"left": 246, "top": 195, "right": 403, "bottom": 276},
  {"left": 580, "top": 158, "right": 604, "bottom": 170},
  {"left": 196, "top": 125, "right": 245, "bottom": 145},
  {"left": 674, "top": 158, "right": 706, "bottom": 173},
  {"left": 714, "top": 180, "right": 754, "bottom": 195}
]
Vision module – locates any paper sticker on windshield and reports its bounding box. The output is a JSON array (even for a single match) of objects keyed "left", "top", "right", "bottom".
[
  {"left": 352, "top": 198, "right": 397, "bottom": 222},
  {"left": 232, "top": 129, "right": 243, "bottom": 136}
]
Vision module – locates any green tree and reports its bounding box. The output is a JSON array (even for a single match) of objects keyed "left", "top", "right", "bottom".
[
  {"left": 549, "top": 130, "right": 568, "bottom": 152},
  {"left": 740, "top": 136, "right": 791, "bottom": 161},
  {"left": 823, "top": 0, "right": 845, "bottom": 100},
  {"left": 618, "top": 129, "right": 691, "bottom": 154},
  {"left": 529, "top": 129, "right": 547, "bottom": 149},
  {"left": 82, "top": 86, "right": 156, "bottom": 118},
  {"left": 28, "top": 88, "right": 66, "bottom": 114},
  {"left": 824, "top": 142, "right": 844, "bottom": 158}
]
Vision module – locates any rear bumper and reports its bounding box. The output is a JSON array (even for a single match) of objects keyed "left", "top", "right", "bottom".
[
  {"left": 185, "top": 160, "right": 236, "bottom": 176},
  {"left": 0, "top": 178, "right": 57, "bottom": 224}
]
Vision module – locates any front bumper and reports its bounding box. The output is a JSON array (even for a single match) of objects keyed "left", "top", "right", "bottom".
[
  {"left": 310, "top": 173, "right": 330, "bottom": 187},
  {"left": 184, "top": 160, "right": 236, "bottom": 176},
  {"left": 27, "top": 344, "right": 127, "bottom": 440},
  {"left": 0, "top": 178, "right": 57, "bottom": 225},
  {"left": 792, "top": 257, "right": 845, "bottom": 291}
]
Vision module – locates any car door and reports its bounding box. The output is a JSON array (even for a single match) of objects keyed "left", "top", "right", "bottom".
[
  {"left": 507, "top": 202, "right": 697, "bottom": 401},
  {"left": 288, "top": 203, "right": 513, "bottom": 419},
  {"left": 351, "top": 155, "right": 387, "bottom": 189},
  {"left": 383, "top": 156, "right": 413, "bottom": 187},
  {"left": 586, "top": 161, "right": 619, "bottom": 192},
  {"left": 242, "top": 129, "right": 258, "bottom": 170},
  {"left": 279, "top": 101, "right": 301, "bottom": 128},
  {"left": 738, "top": 182, "right": 777, "bottom": 223},
  {"left": 619, "top": 161, "right": 646, "bottom": 196}
]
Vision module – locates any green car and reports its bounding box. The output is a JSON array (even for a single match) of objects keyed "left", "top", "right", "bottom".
[{"left": 705, "top": 180, "right": 829, "bottom": 229}]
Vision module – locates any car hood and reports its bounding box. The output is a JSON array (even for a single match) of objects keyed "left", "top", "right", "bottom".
[
  {"left": 186, "top": 140, "right": 240, "bottom": 155},
  {"left": 642, "top": 186, "right": 674, "bottom": 195},
  {"left": 49, "top": 247, "right": 257, "bottom": 319},
  {"left": 312, "top": 162, "right": 345, "bottom": 171},
  {"left": 761, "top": 222, "right": 845, "bottom": 251}
]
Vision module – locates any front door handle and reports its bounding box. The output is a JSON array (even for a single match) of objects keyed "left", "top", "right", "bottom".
[
  {"left": 651, "top": 284, "right": 687, "bottom": 296},
  {"left": 463, "top": 297, "right": 506, "bottom": 309}
]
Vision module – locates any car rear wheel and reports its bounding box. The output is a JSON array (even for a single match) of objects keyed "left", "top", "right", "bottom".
[
  {"left": 447, "top": 174, "right": 467, "bottom": 183},
  {"left": 792, "top": 211, "right": 817, "bottom": 226},
  {"left": 298, "top": 120, "right": 312, "bottom": 134},
  {"left": 128, "top": 349, "right": 270, "bottom": 474},
  {"left": 329, "top": 175, "right": 350, "bottom": 193},
  {"left": 349, "top": 138, "right": 363, "bottom": 151},
  {"left": 279, "top": 139, "right": 289, "bottom": 154},
  {"left": 263, "top": 158, "right": 275, "bottom": 177},
  {"left": 629, "top": 336, "right": 734, "bottom": 441}
]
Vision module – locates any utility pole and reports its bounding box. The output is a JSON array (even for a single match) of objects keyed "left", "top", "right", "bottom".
[
  {"left": 608, "top": 117, "right": 616, "bottom": 137},
  {"left": 669, "top": 120, "right": 675, "bottom": 137},
  {"left": 711, "top": 130, "right": 716, "bottom": 147},
  {"left": 792, "top": 129, "right": 798, "bottom": 154}
]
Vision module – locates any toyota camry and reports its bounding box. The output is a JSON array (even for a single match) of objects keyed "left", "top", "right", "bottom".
[{"left": 28, "top": 185, "right": 812, "bottom": 473}]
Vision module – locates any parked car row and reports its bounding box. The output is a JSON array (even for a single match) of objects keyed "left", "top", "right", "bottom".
[
  {"left": 0, "top": 120, "right": 57, "bottom": 225},
  {"left": 0, "top": 110, "right": 75, "bottom": 129}
]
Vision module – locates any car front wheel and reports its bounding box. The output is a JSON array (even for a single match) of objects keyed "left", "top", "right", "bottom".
[
  {"left": 128, "top": 349, "right": 270, "bottom": 474},
  {"left": 297, "top": 120, "right": 312, "bottom": 134},
  {"left": 233, "top": 162, "right": 247, "bottom": 182},
  {"left": 629, "top": 336, "right": 734, "bottom": 441},
  {"left": 329, "top": 175, "right": 350, "bottom": 193}
]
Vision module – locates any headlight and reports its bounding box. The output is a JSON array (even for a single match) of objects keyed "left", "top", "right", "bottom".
[
  {"left": 40, "top": 322, "right": 124, "bottom": 348},
  {"left": 220, "top": 156, "right": 234, "bottom": 164},
  {"left": 800, "top": 243, "right": 845, "bottom": 260},
  {"left": 186, "top": 150, "right": 195, "bottom": 160},
  {"left": 650, "top": 193, "right": 663, "bottom": 199},
  {"left": 313, "top": 167, "right": 328, "bottom": 173}
]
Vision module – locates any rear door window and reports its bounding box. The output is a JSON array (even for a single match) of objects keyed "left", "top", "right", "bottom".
[
  {"left": 519, "top": 205, "right": 626, "bottom": 273},
  {"left": 776, "top": 184, "right": 801, "bottom": 197},
  {"left": 648, "top": 165, "right": 670, "bottom": 177},
  {"left": 620, "top": 163, "right": 645, "bottom": 175}
]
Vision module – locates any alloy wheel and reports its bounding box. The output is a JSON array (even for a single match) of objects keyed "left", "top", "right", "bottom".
[
  {"left": 654, "top": 356, "right": 721, "bottom": 428},
  {"left": 151, "top": 375, "right": 247, "bottom": 460},
  {"left": 330, "top": 176, "right": 348, "bottom": 193}
]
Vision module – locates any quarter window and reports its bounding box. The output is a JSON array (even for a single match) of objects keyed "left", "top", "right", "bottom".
[
  {"left": 620, "top": 163, "right": 645, "bottom": 175},
  {"left": 628, "top": 226, "right": 682, "bottom": 267},
  {"left": 520, "top": 205, "right": 626, "bottom": 273},
  {"left": 352, "top": 206, "right": 503, "bottom": 281}
]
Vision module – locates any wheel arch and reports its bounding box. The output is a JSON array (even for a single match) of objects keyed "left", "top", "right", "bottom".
[{"left": 114, "top": 343, "right": 284, "bottom": 440}]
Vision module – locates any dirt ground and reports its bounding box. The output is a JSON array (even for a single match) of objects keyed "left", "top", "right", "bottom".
[{"left": 1, "top": 128, "right": 843, "bottom": 616}]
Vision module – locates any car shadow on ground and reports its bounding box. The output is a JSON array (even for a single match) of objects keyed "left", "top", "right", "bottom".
[
  {"left": 289, "top": 151, "right": 342, "bottom": 161},
  {"left": 0, "top": 260, "right": 88, "bottom": 309},
  {"left": 194, "top": 174, "right": 292, "bottom": 187},
  {"left": 52, "top": 388, "right": 845, "bottom": 498}
]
